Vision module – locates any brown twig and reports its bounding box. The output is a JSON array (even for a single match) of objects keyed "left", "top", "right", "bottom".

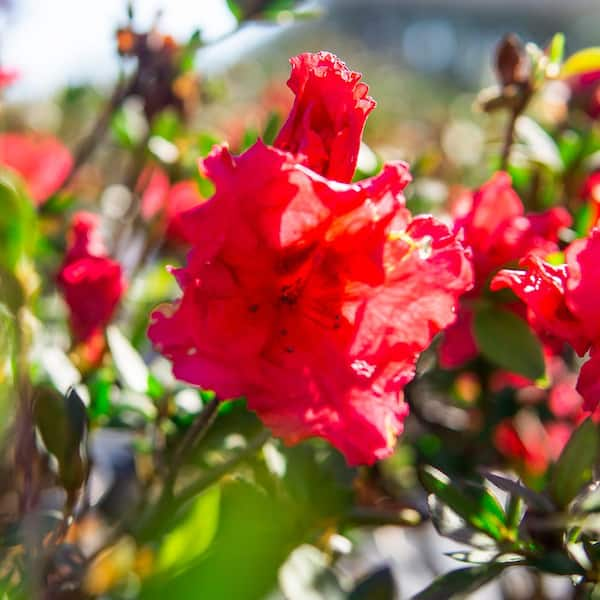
[{"left": 61, "top": 73, "right": 138, "bottom": 189}]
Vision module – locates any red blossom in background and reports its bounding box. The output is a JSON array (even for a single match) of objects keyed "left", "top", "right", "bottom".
[
  {"left": 438, "top": 172, "right": 570, "bottom": 369},
  {"left": 274, "top": 51, "right": 375, "bottom": 183},
  {"left": 493, "top": 356, "right": 588, "bottom": 476},
  {"left": 57, "top": 212, "right": 126, "bottom": 349},
  {"left": 0, "top": 133, "right": 73, "bottom": 204},
  {"left": 492, "top": 228, "right": 600, "bottom": 411},
  {"left": 0, "top": 67, "right": 18, "bottom": 89},
  {"left": 148, "top": 52, "right": 473, "bottom": 465},
  {"left": 137, "top": 165, "right": 204, "bottom": 244}
]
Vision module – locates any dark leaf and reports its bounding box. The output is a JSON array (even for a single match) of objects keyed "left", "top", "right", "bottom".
[
  {"left": 473, "top": 304, "right": 546, "bottom": 382},
  {"left": 34, "top": 386, "right": 88, "bottom": 493},
  {"left": 550, "top": 418, "right": 599, "bottom": 509},
  {"left": 528, "top": 552, "right": 585, "bottom": 576},
  {"left": 412, "top": 563, "right": 506, "bottom": 599},
  {"left": 349, "top": 565, "right": 396, "bottom": 600},
  {"left": 481, "top": 471, "right": 553, "bottom": 512}
]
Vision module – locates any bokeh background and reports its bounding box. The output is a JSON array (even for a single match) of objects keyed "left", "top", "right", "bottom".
[{"left": 2, "top": 1, "right": 600, "bottom": 598}]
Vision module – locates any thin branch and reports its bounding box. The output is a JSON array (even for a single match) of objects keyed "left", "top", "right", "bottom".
[
  {"left": 163, "top": 397, "right": 220, "bottom": 496},
  {"left": 176, "top": 429, "right": 271, "bottom": 506}
]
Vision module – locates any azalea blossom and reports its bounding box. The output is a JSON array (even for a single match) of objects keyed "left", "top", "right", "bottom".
[
  {"left": 0, "top": 67, "right": 18, "bottom": 90},
  {"left": 148, "top": 53, "right": 473, "bottom": 465},
  {"left": 492, "top": 228, "right": 600, "bottom": 410},
  {"left": 57, "top": 212, "right": 126, "bottom": 347},
  {"left": 137, "top": 165, "right": 204, "bottom": 244},
  {"left": 274, "top": 51, "right": 376, "bottom": 183},
  {"left": 0, "top": 133, "right": 73, "bottom": 204},
  {"left": 438, "top": 172, "right": 570, "bottom": 368}
]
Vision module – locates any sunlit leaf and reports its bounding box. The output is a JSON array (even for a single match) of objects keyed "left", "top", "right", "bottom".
[
  {"left": 106, "top": 325, "right": 149, "bottom": 394},
  {"left": 515, "top": 116, "right": 563, "bottom": 173},
  {"left": 0, "top": 170, "right": 37, "bottom": 272},
  {"left": 421, "top": 466, "right": 507, "bottom": 541},
  {"left": 157, "top": 484, "right": 221, "bottom": 574}
]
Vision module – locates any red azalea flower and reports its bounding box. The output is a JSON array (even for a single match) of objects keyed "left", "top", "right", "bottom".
[
  {"left": 492, "top": 228, "right": 600, "bottom": 411},
  {"left": 438, "top": 172, "right": 570, "bottom": 368},
  {"left": 57, "top": 212, "right": 126, "bottom": 345},
  {"left": 138, "top": 165, "right": 204, "bottom": 244},
  {"left": 566, "top": 69, "right": 600, "bottom": 120},
  {"left": 494, "top": 414, "right": 551, "bottom": 476},
  {"left": 0, "top": 133, "right": 73, "bottom": 204},
  {"left": 148, "top": 140, "right": 473, "bottom": 465},
  {"left": 274, "top": 51, "right": 376, "bottom": 183},
  {"left": 0, "top": 67, "right": 18, "bottom": 89}
]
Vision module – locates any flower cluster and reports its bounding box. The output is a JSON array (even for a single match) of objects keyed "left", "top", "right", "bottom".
[
  {"left": 492, "top": 228, "right": 600, "bottom": 411},
  {"left": 439, "top": 171, "right": 570, "bottom": 368},
  {"left": 149, "top": 52, "right": 474, "bottom": 464}
]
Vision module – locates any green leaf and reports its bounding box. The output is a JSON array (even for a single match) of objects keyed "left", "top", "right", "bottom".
[
  {"left": 482, "top": 471, "right": 553, "bottom": 512},
  {"left": 528, "top": 552, "right": 585, "bottom": 576},
  {"left": 421, "top": 466, "right": 507, "bottom": 541},
  {"left": 262, "top": 111, "right": 281, "bottom": 146},
  {"left": 412, "top": 563, "right": 506, "bottom": 599},
  {"left": 156, "top": 484, "right": 221, "bottom": 574},
  {"left": 106, "top": 325, "right": 149, "bottom": 394},
  {"left": 0, "top": 170, "right": 37, "bottom": 272},
  {"left": 550, "top": 418, "right": 599, "bottom": 508},
  {"left": 473, "top": 304, "right": 546, "bottom": 381},
  {"left": 548, "top": 33, "right": 565, "bottom": 68},
  {"left": 515, "top": 116, "right": 563, "bottom": 173},
  {"left": 225, "top": 0, "right": 243, "bottom": 20},
  {"left": 0, "top": 303, "right": 17, "bottom": 420},
  {"left": 34, "top": 386, "right": 88, "bottom": 493}
]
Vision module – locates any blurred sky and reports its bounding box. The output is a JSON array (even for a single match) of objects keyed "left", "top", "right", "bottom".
[{"left": 0, "top": 0, "right": 273, "bottom": 99}]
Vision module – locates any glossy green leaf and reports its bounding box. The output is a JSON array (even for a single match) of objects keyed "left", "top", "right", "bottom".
[
  {"left": 421, "top": 466, "right": 507, "bottom": 541},
  {"left": 528, "top": 552, "right": 585, "bottom": 576},
  {"left": 157, "top": 484, "right": 221, "bottom": 574},
  {"left": 0, "top": 170, "right": 37, "bottom": 272},
  {"left": 473, "top": 304, "right": 546, "bottom": 381},
  {"left": 548, "top": 33, "right": 565, "bottom": 68},
  {"left": 550, "top": 418, "right": 599, "bottom": 508},
  {"left": 412, "top": 563, "right": 506, "bottom": 600}
]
